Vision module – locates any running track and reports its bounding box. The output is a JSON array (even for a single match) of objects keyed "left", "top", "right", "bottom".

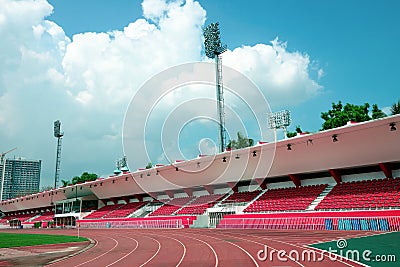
[{"left": 6, "top": 228, "right": 378, "bottom": 266}]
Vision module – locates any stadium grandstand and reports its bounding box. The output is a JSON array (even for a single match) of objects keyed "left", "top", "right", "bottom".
[{"left": 0, "top": 115, "right": 399, "bottom": 231}]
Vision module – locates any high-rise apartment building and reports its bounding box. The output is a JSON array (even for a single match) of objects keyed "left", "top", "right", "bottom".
[{"left": 0, "top": 158, "right": 41, "bottom": 201}]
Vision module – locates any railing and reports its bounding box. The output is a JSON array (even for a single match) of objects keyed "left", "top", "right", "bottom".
[{"left": 217, "top": 216, "right": 400, "bottom": 231}]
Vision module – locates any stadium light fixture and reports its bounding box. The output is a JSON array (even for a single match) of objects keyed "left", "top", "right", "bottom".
[
  {"left": 53, "top": 120, "right": 64, "bottom": 189},
  {"left": 203, "top": 22, "right": 228, "bottom": 152},
  {"left": 390, "top": 122, "right": 396, "bottom": 131},
  {"left": 287, "top": 144, "right": 292, "bottom": 150},
  {"left": 332, "top": 134, "right": 338, "bottom": 142},
  {"left": 267, "top": 110, "right": 291, "bottom": 141}
]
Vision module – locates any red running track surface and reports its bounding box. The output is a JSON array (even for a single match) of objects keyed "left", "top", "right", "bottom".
[{"left": 2, "top": 228, "right": 378, "bottom": 267}]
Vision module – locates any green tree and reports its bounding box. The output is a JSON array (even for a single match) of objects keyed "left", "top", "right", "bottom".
[
  {"left": 71, "top": 176, "right": 80, "bottom": 185},
  {"left": 286, "top": 125, "right": 304, "bottom": 138},
  {"left": 71, "top": 172, "right": 98, "bottom": 185},
  {"left": 286, "top": 131, "right": 297, "bottom": 138},
  {"left": 391, "top": 100, "right": 400, "bottom": 115},
  {"left": 320, "top": 101, "right": 371, "bottom": 130},
  {"left": 371, "top": 104, "right": 386, "bottom": 119},
  {"left": 61, "top": 180, "right": 70, "bottom": 187},
  {"left": 80, "top": 172, "right": 98, "bottom": 182},
  {"left": 227, "top": 132, "right": 254, "bottom": 150},
  {"left": 145, "top": 162, "right": 153, "bottom": 169}
]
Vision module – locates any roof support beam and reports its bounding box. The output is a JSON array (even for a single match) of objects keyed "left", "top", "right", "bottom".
[
  {"left": 329, "top": 169, "right": 342, "bottom": 184},
  {"left": 122, "top": 196, "right": 130, "bottom": 204},
  {"left": 164, "top": 190, "right": 175, "bottom": 198},
  {"left": 226, "top": 182, "right": 239, "bottom": 192},
  {"left": 254, "top": 178, "right": 268, "bottom": 190},
  {"left": 203, "top": 185, "right": 215, "bottom": 195},
  {"left": 133, "top": 194, "right": 143, "bottom": 201},
  {"left": 183, "top": 188, "right": 193, "bottom": 197},
  {"left": 379, "top": 163, "right": 393, "bottom": 178},
  {"left": 288, "top": 174, "right": 301, "bottom": 187}
]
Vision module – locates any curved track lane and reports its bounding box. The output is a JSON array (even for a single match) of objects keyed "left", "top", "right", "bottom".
[{"left": 1, "top": 228, "right": 375, "bottom": 266}]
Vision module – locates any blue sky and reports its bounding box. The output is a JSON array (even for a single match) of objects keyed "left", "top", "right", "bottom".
[
  {"left": 47, "top": 0, "right": 400, "bottom": 130},
  {"left": 1, "top": 0, "right": 399, "bottom": 188}
]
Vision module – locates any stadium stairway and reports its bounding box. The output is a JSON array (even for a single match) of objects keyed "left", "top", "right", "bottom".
[
  {"left": 172, "top": 197, "right": 198, "bottom": 215},
  {"left": 189, "top": 215, "right": 209, "bottom": 228},
  {"left": 242, "top": 189, "right": 268, "bottom": 211},
  {"left": 26, "top": 213, "right": 41, "bottom": 222},
  {"left": 131, "top": 202, "right": 153, "bottom": 218},
  {"left": 306, "top": 184, "right": 335, "bottom": 211}
]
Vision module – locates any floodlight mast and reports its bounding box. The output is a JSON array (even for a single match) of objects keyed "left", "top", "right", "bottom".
[
  {"left": 53, "top": 120, "right": 64, "bottom": 189},
  {"left": 267, "top": 110, "right": 291, "bottom": 141},
  {"left": 203, "top": 22, "right": 227, "bottom": 153},
  {"left": 0, "top": 147, "right": 17, "bottom": 201}
]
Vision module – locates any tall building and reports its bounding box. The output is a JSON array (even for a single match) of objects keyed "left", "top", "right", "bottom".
[{"left": 0, "top": 158, "right": 41, "bottom": 201}]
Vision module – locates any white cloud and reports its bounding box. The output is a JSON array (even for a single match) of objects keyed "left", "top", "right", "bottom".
[
  {"left": 317, "top": 68, "right": 324, "bottom": 79},
  {"left": 198, "top": 138, "right": 217, "bottom": 156},
  {"left": 0, "top": 0, "right": 322, "bottom": 187},
  {"left": 222, "top": 38, "right": 323, "bottom": 108}
]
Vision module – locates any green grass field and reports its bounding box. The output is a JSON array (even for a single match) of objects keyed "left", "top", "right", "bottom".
[
  {"left": 310, "top": 232, "right": 400, "bottom": 267},
  {"left": 0, "top": 233, "right": 88, "bottom": 248}
]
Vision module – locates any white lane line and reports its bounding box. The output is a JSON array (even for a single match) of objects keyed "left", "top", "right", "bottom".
[
  {"left": 74, "top": 236, "right": 118, "bottom": 267},
  {"left": 173, "top": 233, "right": 218, "bottom": 267},
  {"left": 207, "top": 233, "right": 305, "bottom": 267},
  {"left": 163, "top": 236, "right": 186, "bottom": 267},
  {"left": 138, "top": 236, "right": 161, "bottom": 267},
  {"left": 225, "top": 230, "right": 361, "bottom": 267},
  {"left": 171, "top": 236, "right": 187, "bottom": 267},
  {"left": 44, "top": 238, "right": 98, "bottom": 266},
  {"left": 105, "top": 236, "right": 139, "bottom": 267},
  {"left": 145, "top": 234, "right": 187, "bottom": 267},
  {"left": 218, "top": 238, "right": 259, "bottom": 267}
]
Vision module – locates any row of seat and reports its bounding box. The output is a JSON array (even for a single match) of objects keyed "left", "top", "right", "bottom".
[
  {"left": 102, "top": 202, "right": 147, "bottom": 218},
  {"left": 222, "top": 190, "right": 261, "bottom": 204},
  {"left": 84, "top": 204, "right": 124, "bottom": 219},
  {"left": 30, "top": 211, "right": 54, "bottom": 222},
  {"left": 244, "top": 185, "right": 327, "bottom": 212},
  {"left": 316, "top": 178, "right": 400, "bottom": 210},
  {"left": 176, "top": 194, "right": 225, "bottom": 215},
  {"left": 2, "top": 177, "right": 398, "bottom": 222},
  {"left": 149, "top": 196, "right": 196, "bottom": 216}
]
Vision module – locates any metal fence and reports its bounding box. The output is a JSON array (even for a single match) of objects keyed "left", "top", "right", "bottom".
[{"left": 78, "top": 219, "right": 183, "bottom": 229}]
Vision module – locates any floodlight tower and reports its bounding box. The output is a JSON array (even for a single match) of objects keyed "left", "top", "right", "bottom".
[
  {"left": 53, "top": 120, "right": 64, "bottom": 189},
  {"left": 267, "top": 110, "right": 291, "bottom": 141},
  {"left": 203, "top": 22, "right": 228, "bottom": 153},
  {"left": 0, "top": 147, "right": 17, "bottom": 201}
]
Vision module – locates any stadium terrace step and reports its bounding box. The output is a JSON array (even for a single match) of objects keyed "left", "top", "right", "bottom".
[{"left": 306, "top": 184, "right": 335, "bottom": 210}]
